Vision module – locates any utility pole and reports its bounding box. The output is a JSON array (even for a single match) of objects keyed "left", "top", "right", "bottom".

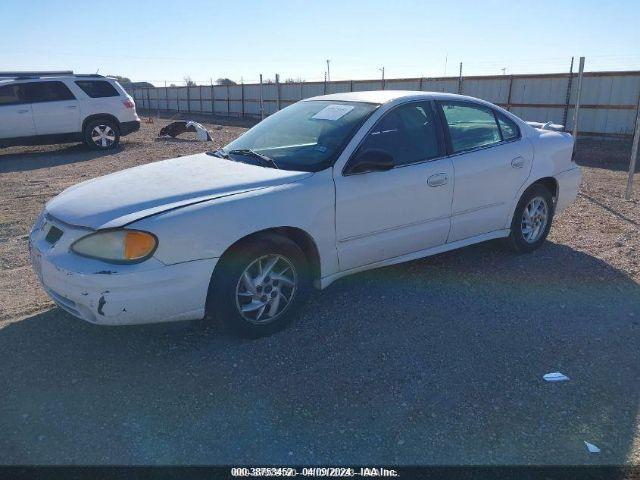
[
  {"left": 379, "top": 66, "right": 385, "bottom": 89},
  {"left": 501, "top": 67, "right": 507, "bottom": 75},
  {"left": 326, "top": 59, "right": 331, "bottom": 82}
]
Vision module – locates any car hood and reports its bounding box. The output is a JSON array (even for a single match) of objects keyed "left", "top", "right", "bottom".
[{"left": 46, "top": 153, "right": 312, "bottom": 229}]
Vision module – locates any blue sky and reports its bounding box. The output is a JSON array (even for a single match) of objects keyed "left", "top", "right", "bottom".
[{"left": 1, "top": 0, "right": 639, "bottom": 85}]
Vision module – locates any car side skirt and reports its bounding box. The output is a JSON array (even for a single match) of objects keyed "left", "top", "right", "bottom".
[
  {"left": 0, "top": 121, "right": 141, "bottom": 148},
  {"left": 318, "top": 229, "right": 510, "bottom": 289},
  {"left": 0, "top": 132, "right": 83, "bottom": 147}
]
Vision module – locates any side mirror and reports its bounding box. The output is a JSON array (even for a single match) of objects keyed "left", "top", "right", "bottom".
[{"left": 345, "top": 149, "right": 395, "bottom": 175}]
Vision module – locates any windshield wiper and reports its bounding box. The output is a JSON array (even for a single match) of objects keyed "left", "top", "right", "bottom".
[
  {"left": 207, "top": 149, "right": 229, "bottom": 159},
  {"left": 228, "top": 148, "right": 279, "bottom": 169}
]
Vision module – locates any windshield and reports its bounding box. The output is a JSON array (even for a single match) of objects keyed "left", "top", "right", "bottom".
[{"left": 220, "top": 100, "right": 379, "bottom": 172}]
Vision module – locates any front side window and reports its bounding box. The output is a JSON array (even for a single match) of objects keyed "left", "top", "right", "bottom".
[
  {"left": 222, "top": 100, "right": 378, "bottom": 172},
  {"left": 441, "top": 102, "right": 502, "bottom": 153},
  {"left": 75, "top": 80, "right": 119, "bottom": 98},
  {"left": 0, "top": 84, "right": 25, "bottom": 105},
  {"left": 357, "top": 102, "right": 441, "bottom": 166},
  {"left": 23, "top": 81, "right": 76, "bottom": 103}
]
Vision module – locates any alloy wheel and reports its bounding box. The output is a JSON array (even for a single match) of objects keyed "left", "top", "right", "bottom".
[
  {"left": 235, "top": 254, "right": 297, "bottom": 324},
  {"left": 521, "top": 196, "right": 549, "bottom": 243},
  {"left": 91, "top": 125, "right": 116, "bottom": 148}
]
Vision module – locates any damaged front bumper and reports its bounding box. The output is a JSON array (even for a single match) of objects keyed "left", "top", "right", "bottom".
[{"left": 29, "top": 213, "right": 217, "bottom": 326}]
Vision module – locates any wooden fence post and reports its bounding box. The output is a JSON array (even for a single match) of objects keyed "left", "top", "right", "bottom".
[
  {"left": 241, "top": 80, "right": 245, "bottom": 118},
  {"left": 506, "top": 75, "right": 514, "bottom": 111},
  {"left": 259, "top": 74, "right": 264, "bottom": 120},
  {"left": 625, "top": 92, "right": 640, "bottom": 199},
  {"left": 571, "top": 57, "right": 585, "bottom": 153},
  {"left": 562, "top": 57, "right": 575, "bottom": 128}
]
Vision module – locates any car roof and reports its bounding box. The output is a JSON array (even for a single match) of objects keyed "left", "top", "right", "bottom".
[
  {"left": 303, "top": 90, "right": 479, "bottom": 105},
  {"left": 0, "top": 74, "right": 110, "bottom": 84}
]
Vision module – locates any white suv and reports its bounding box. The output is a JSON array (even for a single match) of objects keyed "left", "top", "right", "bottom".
[{"left": 0, "top": 74, "right": 140, "bottom": 150}]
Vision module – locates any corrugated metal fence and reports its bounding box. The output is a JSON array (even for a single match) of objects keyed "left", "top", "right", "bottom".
[{"left": 131, "top": 70, "right": 640, "bottom": 136}]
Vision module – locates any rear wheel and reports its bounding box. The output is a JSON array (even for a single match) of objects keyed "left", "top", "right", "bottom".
[
  {"left": 507, "top": 183, "right": 554, "bottom": 253},
  {"left": 206, "top": 234, "right": 311, "bottom": 338},
  {"left": 83, "top": 118, "right": 120, "bottom": 150}
]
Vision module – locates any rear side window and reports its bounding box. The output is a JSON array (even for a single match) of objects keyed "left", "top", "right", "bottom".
[
  {"left": 75, "top": 80, "right": 119, "bottom": 98},
  {"left": 23, "top": 81, "right": 75, "bottom": 103},
  {"left": 359, "top": 102, "right": 441, "bottom": 166},
  {"left": 0, "top": 84, "right": 25, "bottom": 105},
  {"left": 440, "top": 102, "right": 501, "bottom": 153},
  {"left": 497, "top": 113, "right": 520, "bottom": 141}
]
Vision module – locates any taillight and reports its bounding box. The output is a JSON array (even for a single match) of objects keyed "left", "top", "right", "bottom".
[{"left": 122, "top": 99, "right": 135, "bottom": 109}]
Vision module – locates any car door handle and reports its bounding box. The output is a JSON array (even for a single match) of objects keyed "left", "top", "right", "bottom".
[
  {"left": 427, "top": 173, "right": 448, "bottom": 187},
  {"left": 511, "top": 156, "right": 525, "bottom": 168},
  {"left": 17, "top": 109, "right": 29, "bottom": 114},
  {"left": 65, "top": 105, "right": 78, "bottom": 109}
]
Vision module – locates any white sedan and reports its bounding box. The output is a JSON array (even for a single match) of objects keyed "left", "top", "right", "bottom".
[{"left": 30, "top": 91, "right": 581, "bottom": 337}]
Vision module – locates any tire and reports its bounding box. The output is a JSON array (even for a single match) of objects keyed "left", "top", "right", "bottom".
[
  {"left": 507, "top": 183, "right": 555, "bottom": 253},
  {"left": 206, "top": 234, "right": 312, "bottom": 338},
  {"left": 83, "top": 118, "right": 120, "bottom": 150}
]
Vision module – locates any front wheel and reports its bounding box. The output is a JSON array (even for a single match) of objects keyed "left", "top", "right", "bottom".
[
  {"left": 507, "top": 183, "right": 554, "bottom": 253},
  {"left": 206, "top": 234, "right": 311, "bottom": 338}
]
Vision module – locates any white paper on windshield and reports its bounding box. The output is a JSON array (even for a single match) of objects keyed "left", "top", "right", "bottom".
[{"left": 312, "top": 104, "right": 354, "bottom": 121}]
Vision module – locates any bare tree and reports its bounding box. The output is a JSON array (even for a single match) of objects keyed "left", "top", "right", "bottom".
[{"left": 183, "top": 76, "right": 196, "bottom": 86}]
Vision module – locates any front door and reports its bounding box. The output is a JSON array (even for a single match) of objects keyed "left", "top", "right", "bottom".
[
  {"left": 23, "top": 81, "right": 80, "bottom": 135},
  {"left": 334, "top": 101, "right": 454, "bottom": 271},
  {"left": 0, "top": 84, "right": 35, "bottom": 139}
]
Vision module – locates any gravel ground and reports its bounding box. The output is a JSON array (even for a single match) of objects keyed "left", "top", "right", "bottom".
[{"left": 1, "top": 116, "right": 639, "bottom": 465}]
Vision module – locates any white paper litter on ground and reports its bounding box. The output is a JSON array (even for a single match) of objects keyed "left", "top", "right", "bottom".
[
  {"left": 311, "top": 104, "right": 354, "bottom": 121},
  {"left": 543, "top": 372, "right": 570, "bottom": 382},
  {"left": 584, "top": 441, "right": 601, "bottom": 453}
]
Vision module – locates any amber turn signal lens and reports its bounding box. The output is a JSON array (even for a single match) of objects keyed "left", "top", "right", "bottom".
[{"left": 124, "top": 231, "right": 157, "bottom": 260}]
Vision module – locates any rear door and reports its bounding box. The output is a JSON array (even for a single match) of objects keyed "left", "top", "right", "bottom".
[
  {"left": 437, "top": 101, "right": 532, "bottom": 242},
  {"left": 0, "top": 84, "right": 35, "bottom": 139},
  {"left": 24, "top": 81, "right": 80, "bottom": 135}
]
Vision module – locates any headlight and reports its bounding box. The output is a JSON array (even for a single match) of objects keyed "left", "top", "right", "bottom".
[{"left": 71, "top": 229, "right": 157, "bottom": 263}]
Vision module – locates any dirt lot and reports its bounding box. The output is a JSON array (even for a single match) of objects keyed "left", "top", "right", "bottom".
[{"left": 1, "top": 116, "right": 639, "bottom": 465}]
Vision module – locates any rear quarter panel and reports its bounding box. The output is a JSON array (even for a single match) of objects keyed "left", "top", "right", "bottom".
[
  {"left": 66, "top": 79, "right": 139, "bottom": 125},
  {"left": 503, "top": 129, "right": 579, "bottom": 228}
]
